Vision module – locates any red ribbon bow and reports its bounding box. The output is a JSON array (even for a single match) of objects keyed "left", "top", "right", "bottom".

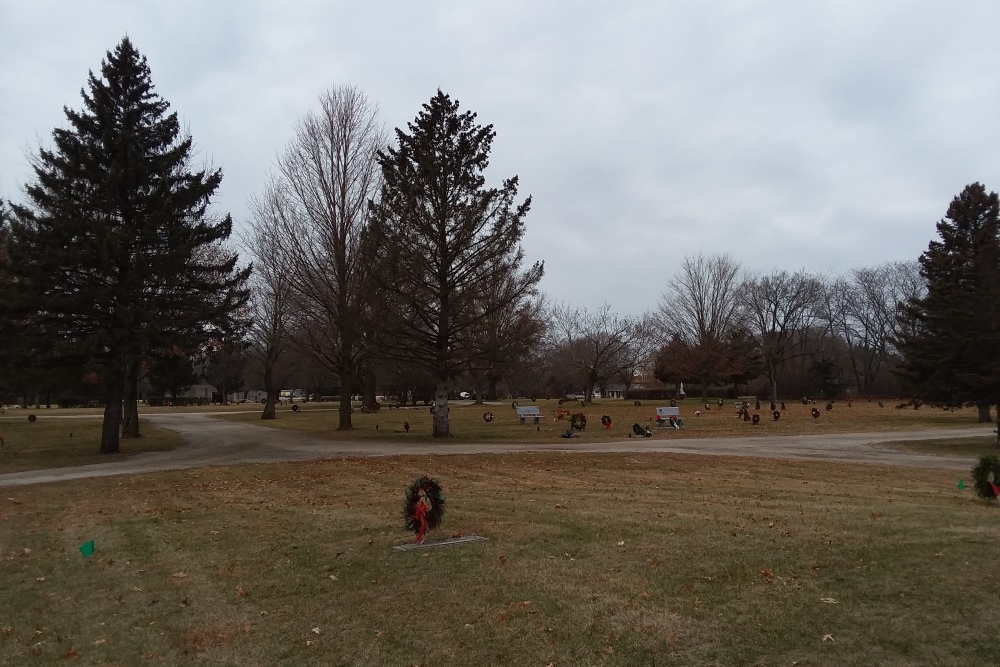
[{"left": 412, "top": 500, "right": 430, "bottom": 543}]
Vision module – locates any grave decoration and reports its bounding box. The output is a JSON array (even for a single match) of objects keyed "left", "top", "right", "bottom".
[
  {"left": 403, "top": 421, "right": 410, "bottom": 433},
  {"left": 632, "top": 422, "right": 652, "bottom": 438},
  {"left": 780, "top": 402, "right": 786, "bottom": 411},
  {"left": 751, "top": 414, "right": 760, "bottom": 425},
  {"left": 811, "top": 408, "right": 820, "bottom": 419},
  {"left": 704, "top": 402, "right": 711, "bottom": 411},
  {"left": 404, "top": 476, "right": 446, "bottom": 544},
  {"left": 825, "top": 402, "right": 833, "bottom": 411},
  {"left": 770, "top": 402, "right": 776, "bottom": 411},
  {"left": 571, "top": 413, "right": 587, "bottom": 431},
  {"left": 292, "top": 404, "right": 299, "bottom": 412},
  {"left": 511, "top": 401, "right": 519, "bottom": 410},
  {"left": 483, "top": 412, "right": 494, "bottom": 423},
  {"left": 695, "top": 410, "right": 702, "bottom": 416},
  {"left": 634, "top": 400, "right": 642, "bottom": 407},
  {"left": 755, "top": 400, "right": 761, "bottom": 410},
  {"left": 772, "top": 410, "right": 781, "bottom": 421},
  {"left": 28, "top": 414, "right": 37, "bottom": 423},
  {"left": 600, "top": 415, "right": 612, "bottom": 430},
  {"left": 972, "top": 456, "right": 1000, "bottom": 501}
]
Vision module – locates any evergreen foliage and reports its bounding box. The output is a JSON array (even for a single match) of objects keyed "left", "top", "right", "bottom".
[
  {"left": 1, "top": 38, "right": 250, "bottom": 452},
  {"left": 369, "top": 90, "right": 543, "bottom": 437},
  {"left": 896, "top": 183, "right": 1000, "bottom": 418}
]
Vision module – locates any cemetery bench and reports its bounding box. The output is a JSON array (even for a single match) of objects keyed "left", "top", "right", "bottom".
[
  {"left": 516, "top": 405, "right": 542, "bottom": 425},
  {"left": 655, "top": 406, "right": 683, "bottom": 428}
]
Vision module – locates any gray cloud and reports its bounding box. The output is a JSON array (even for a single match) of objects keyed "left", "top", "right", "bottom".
[{"left": 3, "top": 0, "right": 999, "bottom": 314}]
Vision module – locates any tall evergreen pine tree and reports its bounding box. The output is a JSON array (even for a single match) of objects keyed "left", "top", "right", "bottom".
[
  {"left": 369, "top": 90, "right": 543, "bottom": 437},
  {"left": 896, "top": 183, "right": 1000, "bottom": 421},
  {"left": 3, "top": 38, "right": 249, "bottom": 452}
]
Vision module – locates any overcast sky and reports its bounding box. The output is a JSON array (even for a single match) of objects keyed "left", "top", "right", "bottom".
[{"left": 3, "top": 1, "right": 999, "bottom": 315}]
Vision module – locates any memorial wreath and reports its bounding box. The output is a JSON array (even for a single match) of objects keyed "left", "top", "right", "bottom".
[{"left": 404, "top": 476, "right": 446, "bottom": 543}]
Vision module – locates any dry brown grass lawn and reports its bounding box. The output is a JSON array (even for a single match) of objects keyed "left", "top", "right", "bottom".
[
  {"left": 0, "top": 418, "right": 184, "bottom": 473},
  {"left": 219, "top": 398, "right": 986, "bottom": 443},
  {"left": 2, "top": 453, "right": 998, "bottom": 666}
]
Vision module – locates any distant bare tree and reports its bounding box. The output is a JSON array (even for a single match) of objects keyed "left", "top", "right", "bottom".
[
  {"left": 243, "top": 185, "right": 297, "bottom": 419},
  {"left": 258, "top": 85, "right": 386, "bottom": 430},
  {"left": 658, "top": 254, "right": 744, "bottom": 397},
  {"left": 744, "top": 270, "right": 823, "bottom": 401},
  {"left": 550, "top": 302, "right": 635, "bottom": 404},
  {"left": 616, "top": 312, "right": 658, "bottom": 395}
]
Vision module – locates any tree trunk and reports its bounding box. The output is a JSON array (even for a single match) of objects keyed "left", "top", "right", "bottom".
[
  {"left": 432, "top": 379, "right": 450, "bottom": 437},
  {"left": 338, "top": 367, "right": 354, "bottom": 431},
  {"left": 488, "top": 376, "right": 500, "bottom": 402},
  {"left": 99, "top": 375, "right": 123, "bottom": 454},
  {"left": 262, "top": 389, "right": 279, "bottom": 419},
  {"left": 977, "top": 401, "right": 991, "bottom": 423},
  {"left": 121, "top": 361, "right": 141, "bottom": 438}
]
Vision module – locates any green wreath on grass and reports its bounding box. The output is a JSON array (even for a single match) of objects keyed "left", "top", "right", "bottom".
[
  {"left": 972, "top": 455, "right": 1000, "bottom": 501},
  {"left": 403, "top": 476, "right": 446, "bottom": 543}
]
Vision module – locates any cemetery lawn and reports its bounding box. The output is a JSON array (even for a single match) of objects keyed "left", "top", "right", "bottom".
[
  {"left": 881, "top": 435, "right": 1000, "bottom": 458},
  {"left": 217, "top": 398, "right": 987, "bottom": 443},
  {"left": 3, "top": 454, "right": 998, "bottom": 666},
  {"left": 0, "top": 419, "right": 184, "bottom": 474}
]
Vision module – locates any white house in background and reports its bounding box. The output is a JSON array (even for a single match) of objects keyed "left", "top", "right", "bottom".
[
  {"left": 604, "top": 384, "right": 626, "bottom": 399},
  {"left": 179, "top": 382, "right": 216, "bottom": 401}
]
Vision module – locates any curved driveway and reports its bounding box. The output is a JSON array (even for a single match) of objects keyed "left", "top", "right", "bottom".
[{"left": 0, "top": 413, "right": 990, "bottom": 488}]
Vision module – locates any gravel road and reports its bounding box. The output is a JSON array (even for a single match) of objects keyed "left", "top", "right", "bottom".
[{"left": 0, "top": 413, "right": 989, "bottom": 488}]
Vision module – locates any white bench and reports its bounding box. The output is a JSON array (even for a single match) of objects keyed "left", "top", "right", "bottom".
[
  {"left": 516, "top": 405, "right": 542, "bottom": 425},
  {"left": 655, "top": 406, "right": 682, "bottom": 428}
]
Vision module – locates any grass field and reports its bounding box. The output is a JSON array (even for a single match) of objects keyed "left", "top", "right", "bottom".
[
  {"left": 218, "top": 398, "right": 987, "bottom": 443},
  {"left": 2, "top": 453, "right": 998, "bottom": 666},
  {"left": 882, "top": 435, "right": 1000, "bottom": 458},
  {"left": 0, "top": 418, "right": 184, "bottom": 474}
]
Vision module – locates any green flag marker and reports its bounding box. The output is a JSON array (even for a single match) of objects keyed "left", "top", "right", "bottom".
[
  {"left": 79, "top": 540, "right": 95, "bottom": 558},
  {"left": 958, "top": 480, "right": 966, "bottom": 491}
]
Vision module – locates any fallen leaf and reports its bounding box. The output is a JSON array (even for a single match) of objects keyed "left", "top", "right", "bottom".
[
  {"left": 498, "top": 555, "right": 507, "bottom": 566},
  {"left": 171, "top": 572, "right": 188, "bottom": 578},
  {"left": 820, "top": 598, "right": 839, "bottom": 604},
  {"left": 132, "top": 587, "right": 142, "bottom": 593},
  {"left": 23, "top": 548, "right": 32, "bottom": 555},
  {"left": 311, "top": 627, "right": 321, "bottom": 635},
  {"left": 63, "top": 650, "right": 80, "bottom": 659},
  {"left": 235, "top": 586, "right": 249, "bottom": 597},
  {"left": 616, "top": 541, "right": 625, "bottom": 546},
  {"left": 759, "top": 568, "right": 774, "bottom": 581},
  {"left": 35, "top": 577, "right": 45, "bottom": 582},
  {"left": 554, "top": 504, "right": 566, "bottom": 509},
  {"left": 260, "top": 611, "right": 268, "bottom": 617},
  {"left": 328, "top": 575, "right": 338, "bottom": 580},
  {"left": 602, "top": 646, "right": 615, "bottom": 654},
  {"left": 306, "top": 640, "right": 312, "bottom": 646},
  {"left": 822, "top": 634, "right": 835, "bottom": 642},
  {"left": 93, "top": 639, "right": 106, "bottom": 645}
]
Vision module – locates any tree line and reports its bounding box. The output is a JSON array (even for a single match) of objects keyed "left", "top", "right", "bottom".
[{"left": 2, "top": 38, "right": 998, "bottom": 454}]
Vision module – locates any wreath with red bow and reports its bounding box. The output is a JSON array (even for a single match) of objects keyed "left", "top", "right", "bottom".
[
  {"left": 973, "top": 455, "right": 1000, "bottom": 501},
  {"left": 403, "top": 476, "right": 446, "bottom": 543}
]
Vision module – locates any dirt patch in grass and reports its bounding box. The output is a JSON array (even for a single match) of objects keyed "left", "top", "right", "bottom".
[
  {"left": 0, "top": 419, "right": 184, "bottom": 473},
  {"left": 219, "top": 398, "right": 985, "bottom": 444},
  {"left": 2, "top": 453, "right": 998, "bottom": 665}
]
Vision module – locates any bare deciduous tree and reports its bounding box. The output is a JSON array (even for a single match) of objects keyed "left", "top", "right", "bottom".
[
  {"left": 256, "top": 85, "right": 386, "bottom": 430},
  {"left": 550, "top": 302, "right": 635, "bottom": 404},
  {"left": 658, "top": 254, "right": 744, "bottom": 397},
  {"left": 744, "top": 270, "right": 823, "bottom": 401},
  {"left": 243, "top": 185, "right": 296, "bottom": 419}
]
